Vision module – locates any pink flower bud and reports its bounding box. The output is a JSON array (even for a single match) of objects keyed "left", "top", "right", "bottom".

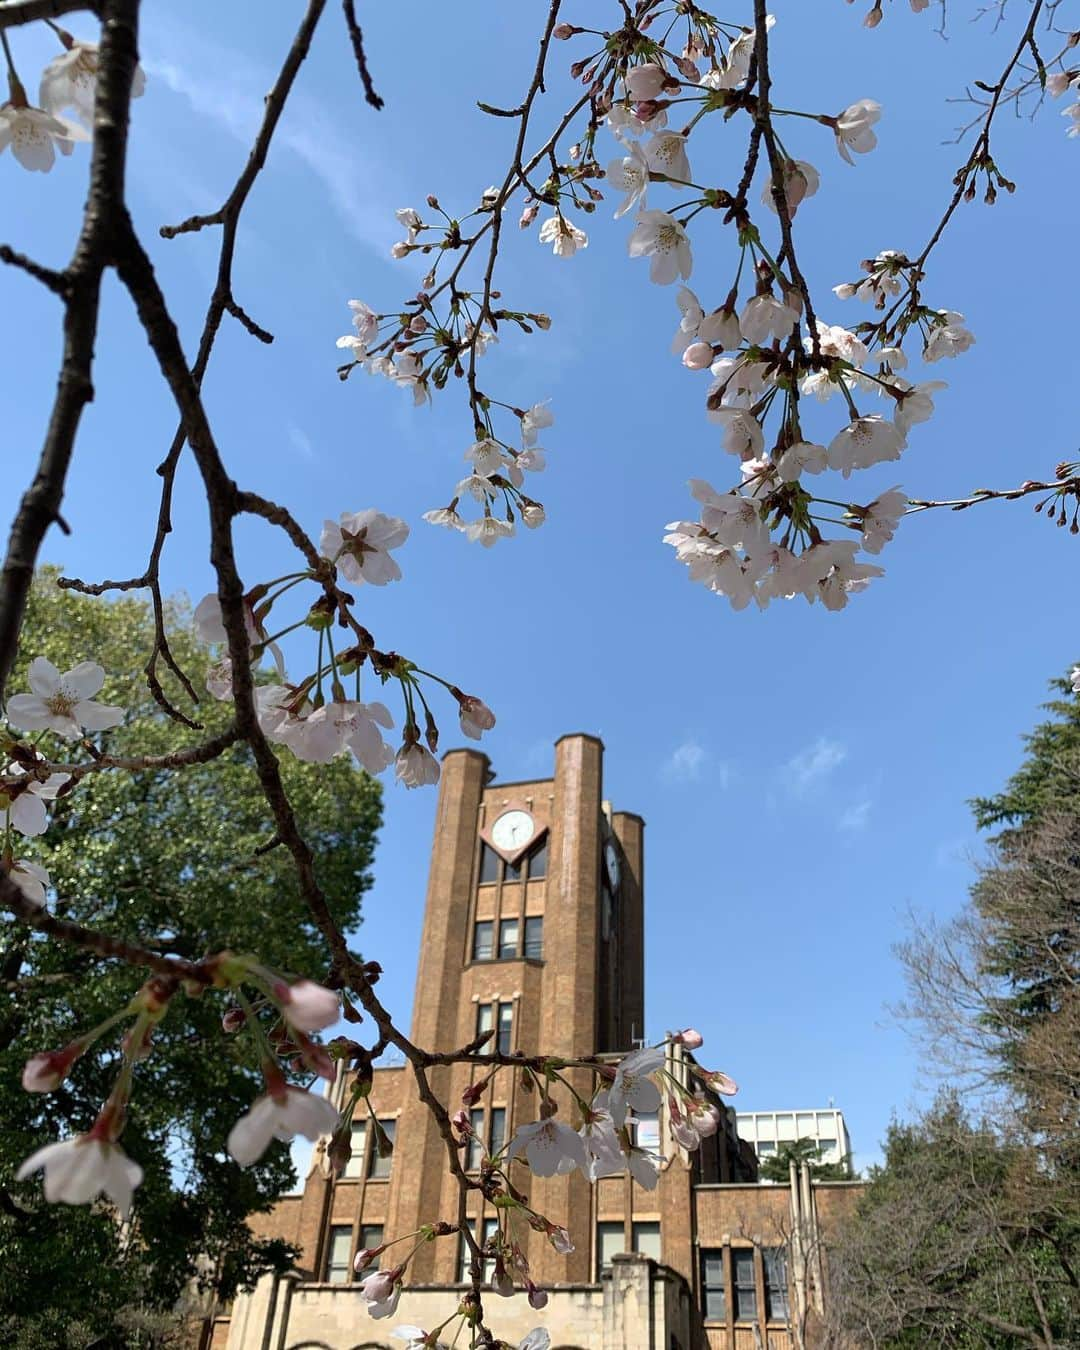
[
  {"left": 528, "top": 1283, "right": 549, "bottom": 1310},
  {"left": 706, "top": 1070, "right": 738, "bottom": 1096},
  {"left": 222, "top": 1006, "right": 246, "bottom": 1033},
  {"left": 451, "top": 1108, "right": 471, "bottom": 1133},
  {"left": 360, "top": 1268, "right": 396, "bottom": 1301},
  {"left": 353, "top": 1244, "right": 385, "bottom": 1274},
  {"left": 278, "top": 979, "right": 339, "bottom": 1032},
  {"left": 547, "top": 1224, "right": 574, "bottom": 1255},
  {"left": 391, "top": 241, "right": 411, "bottom": 259},
  {"left": 519, "top": 202, "right": 539, "bottom": 229},
  {"left": 552, "top": 22, "right": 577, "bottom": 39},
  {"left": 681, "top": 342, "right": 713, "bottom": 371},
  {"left": 22, "top": 1044, "right": 81, "bottom": 1093},
  {"left": 673, "top": 1027, "right": 704, "bottom": 1049}
]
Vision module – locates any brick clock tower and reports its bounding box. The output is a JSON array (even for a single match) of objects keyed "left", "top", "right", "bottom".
[{"left": 219, "top": 735, "right": 848, "bottom": 1350}]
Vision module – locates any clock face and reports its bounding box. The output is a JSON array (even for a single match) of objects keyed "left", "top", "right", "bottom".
[
  {"left": 491, "top": 809, "right": 534, "bottom": 853},
  {"left": 604, "top": 841, "right": 621, "bottom": 891}
]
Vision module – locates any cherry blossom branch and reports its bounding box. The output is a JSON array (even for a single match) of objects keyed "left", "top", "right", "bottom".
[
  {"left": 340, "top": 0, "right": 383, "bottom": 110},
  {"left": 0, "top": 873, "right": 210, "bottom": 983},
  {"left": 0, "top": 0, "right": 95, "bottom": 29},
  {"left": 0, "top": 0, "right": 140, "bottom": 708},
  {"left": 906, "top": 471, "right": 1080, "bottom": 516}
]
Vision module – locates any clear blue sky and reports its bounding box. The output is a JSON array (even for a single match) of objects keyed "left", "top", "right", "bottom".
[{"left": 2, "top": 2, "right": 1077, "bottom": 1173}]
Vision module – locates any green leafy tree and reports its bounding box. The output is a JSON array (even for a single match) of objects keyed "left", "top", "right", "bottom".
[
  {"left": 0, "top": 571, "right": 382, "bottom": 1348},
  {"left": 758, "top": 1136, "right": 853, "bottom": 1183}
]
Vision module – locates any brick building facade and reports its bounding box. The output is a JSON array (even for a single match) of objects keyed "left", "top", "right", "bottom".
[{"left": 212, "top": 735, "right": 861, "bottom": 1350}]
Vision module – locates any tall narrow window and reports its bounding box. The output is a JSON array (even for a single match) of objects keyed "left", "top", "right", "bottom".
[
  {"left": 479, "top": 844, "right": 499, "bottom": 885},
  {"left": 466, "top": 1107, "right": 485, "bottom": 1171},
  {"left": 596, "top": 1221, "right": 624, "bottom": 1277},
  {"left": 498, "top": 918, "right": 519, "bottom": 959},
  {"left": 458, "top": 1217, "right": 498, "bottom": 1283},
  {"left": 477, "top": 1003, "right": 493, "bottom": 1040},
  {"left": 473, "top": 920, "right": 494, "bottom": 961},
  {"left": 527, "top": 837, "right": 547, "bottom": 879},
  {"left": 325, "top": 1225, "right": 353, "bottom": 1283},
  {"left": 632, "top": 1221, "right": 661, "bottom": 1261},
  {"left": 496, "top": 1003, "right": 513, "bottom": 1055},
  {"left": 524, "top": 916, "right": 544, "bottom": 959},
  {"left": 367, "top": 1118, "right": 395, "bottom": 1179},
  {"left": 633, "top": 1110, "right": 660, "bottom": 1154},
  {"left": 358, "top": 1224, "right": 383, "bottom": 1273},
  {"left": 700, "top": 1250, "right": 726, "bottom": 1321},
  {"left": 488, "top": 1107, "right": 507, "bottom": 1160},
  {"left": 343, "top": 1120, "right": 368, "bottom": 1179},
  {"left": 503, "top": 856, "right": 522, "bottom": 886},
  {"left": 732, "top": 1249, "right": 757, "bottom": 1321},
  {"left": 764, "top": 1248, "right": 790, "bottom": 1321}
]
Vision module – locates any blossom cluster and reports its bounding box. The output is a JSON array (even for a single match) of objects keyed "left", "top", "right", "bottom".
[
  {"left": 15, "top": 961, "right": 344, "bottom": 1217},
  {"left": 0, "top": 28, "right": 145, "bottom": 172},
  {"left": 523, "top": 16, "right": 984, "bottom": 610},
  {"left": 335, "top": 199, "right": 556, "bottom": 546},
  {"left": 193, "top": 506, "right": 494, "bottom": 790}
]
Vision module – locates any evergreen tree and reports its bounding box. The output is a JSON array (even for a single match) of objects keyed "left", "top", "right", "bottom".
[{"left": 0, "top": 573, "right": 382, "bottom": 1347}]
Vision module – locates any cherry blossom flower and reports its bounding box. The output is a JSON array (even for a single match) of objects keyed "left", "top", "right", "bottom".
[
  {"left": 464, "top": 438, "right": 505, "bottom": 477},
  {"left": 1071, "top": 666, "right": 1080, "bottom": 695},
  {"left": 283, "top": 700, "right": 395, "bottom": 774},
  {"left": 508, "top": 1118, "right": 588, "bottom": 1177},
  {"left": 348, "top": 299, "right": 379, "bottom": 344},
  {"left": 645, "top": 131, "right": 691, "bottom": 183},
  {"left": 521, "top": 402, "right": 554, "bottom": 446},
  {"left": 892, "top": 379, "right": 947, "bottom": 435},
  {"left": 422, "top": 506, "right": 465, "bottom": 531},
  {"left": 673, "top": 1028, "right": 704, "bottom": 1049},
  {"left": 538, "top": 214, "right": 588, "bottom": 258},
  {"left": 606, "top": 141, "right": 650, "bottom": 218},
  {"left": 608, "top": 1046, "right": 664, "bottom": 1126},
  {"left": 359, "top": 1267, "right": 403, "bottom": 1319},
  {"left": 671, "top": 286, "right": 704, "bottom": 354},
  {"left": 0, "top": 100, "right": 89, "bottom": 171},
  {"left": 276, "top": 979, "right": 339, "bottom": 1033},
  {"left": 395, "top": 743, "right": 441, "bottom": 788},
  {"left": 17, "top": 1135, "right": 142, "bottom": 1216},
  {"left": 834, "top": 99, "right": 881, "bottom": 164},
  {"left": 521, "top": 502, "right": 546, "bottom": 529},
  {"left": 227, "top": 1086, "right": 340, "bottom": 1166},
  {"left": 777, "top": 440, "right": 828, "bottom": 482},
  {"left": 321, "top": 509, "right": 409, "bottom": 586},
  {"left": 6, "top": 658, "right": 123, "bottom": 739},
  {"left": 354, "top": 1244, "right": 385, "bottom": 1274},
  {"left": 579, "top": 1100, "right": 626, "bottom": 1182},
  {"left": 520, "top": 1330, "right": 551, "bottom": 1350},
  {"left": 5, "top": 858, "right": 50, "bottom": 905},
  {"left": 762, "top": 160, "right": 819, "bottom": 217},
  {"left": 391, "top": 1326, "right": 429, "bottom": 1348},
  {"left": 624, "top": 63, "right": 669, "bottom": 101},
  {"left": 465, "top": 517, "right": 515, "bottom": 547},
  {"left": 39, "top": 37, "right": 146, "bottom": 124},
  {"left": 859, "top": 488, "right": 907, "bottom": 554},
  {"left": 627, "top": 210, "right": 692, "bottom": 284},
  {"left": 923, "top": 311, "right": 976, "bottom": 362},
  {"left": 1, "top": 770, "right": 71, "bottom": 838},
  {"left": 699, "top": 306, "right": 742, "bottom": 349},
  {"left": 827, "top": 415, "right": 905, "bottom": 478},
  {"left": 740, "top": 294, "right": 799, "bottom": 345},
  {"left": 627, "top": 1143, "right": 660, "bottom": 1189},
  {"left": 456, "top": 472, "right": 498, "bottom": 504},
  {"left": 690, "top": 480, "right": 769, "bottom": 554},
  {"left": 459, "top": 697, "right": 496, "bottom": 740},
  {"left": 712, "top": 409, "right": 765, "bottom": 460}
]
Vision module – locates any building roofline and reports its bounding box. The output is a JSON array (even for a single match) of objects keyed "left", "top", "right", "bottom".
[
  {"left": 611, "top": 810, "right": 646, "bottom": 826},
  {"left": 440, "top": 746, "right": 490, "bottom": 764},
  {"left": 553, "top": 731, "right": 604, "bottom": 749}
]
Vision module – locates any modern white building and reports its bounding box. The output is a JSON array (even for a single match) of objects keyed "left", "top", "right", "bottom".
[{"left": 736, "top": 1108, "right": 852, "bottom": 1173}]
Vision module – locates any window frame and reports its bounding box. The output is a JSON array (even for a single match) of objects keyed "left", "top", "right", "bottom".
[
  {"left": 700, "top": 1248, "right": 727, "bottom": 1323},
  {"left": 343, "top": 1119, "right": 368, "bottom": 1179},
  {"left": 764, "top": 1247, "right": 790, "bottom": 1322},
  {"left": 596, "top": 1221, "right": 624, "bottom": 1279},
  {"left": 523, "top": 915, "right": 544, "bottom": 960},
  {"left": 496, "top": 1002, "right": 513, "bottom": 1055},
  {"left": 472, "top": 919, "right": 494, "bottom": 962},
  {"left": 325, "top": 1224, "right": 353, "bottom": 1284},
  {"left": 458, "top": 1217, "right": 498, "bottom": 1283},
  {"left": 732, "top": 1248, "right": 758, "bottom": 1322},
  {"left": 367, "top": 1118, "right": 395, "bottom": 1179},
  {"left": 488, "top": 1106, "right": 507, "bottom": 1160},
  {"left": 466, "top": 1107, "right": 485, "bottom": 1172},
  {"left": 498, "top": 917, "right": 520, "bottom": 960}
]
